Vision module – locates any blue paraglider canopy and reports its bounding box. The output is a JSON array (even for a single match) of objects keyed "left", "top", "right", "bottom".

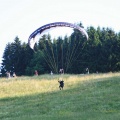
[{"left": 28, "top": 22, "right": 88, "bottom": 49}]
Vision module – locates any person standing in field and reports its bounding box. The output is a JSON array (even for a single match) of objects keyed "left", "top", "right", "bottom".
[
  {"left": 13, "top": 72, "right": 16, "bottom": 77},
  {"left": 6, "top": 71, "right": 10, "bottom": 78},
  {"left": 34, "top": 70, "right": 38, "bottom": 76}
]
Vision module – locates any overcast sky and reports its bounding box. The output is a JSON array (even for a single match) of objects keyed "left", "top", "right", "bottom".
[{"left": 0, "top": 0, "right": 120, "bottom": 64}]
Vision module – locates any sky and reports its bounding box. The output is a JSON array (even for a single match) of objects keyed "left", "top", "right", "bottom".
[{"left": 0, "top": 0, "right": 120, "bottom": 64}]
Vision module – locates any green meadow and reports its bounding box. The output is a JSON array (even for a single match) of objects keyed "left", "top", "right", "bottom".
[{"left": 0, "top": 73, "right": 120, "bottom": 120}]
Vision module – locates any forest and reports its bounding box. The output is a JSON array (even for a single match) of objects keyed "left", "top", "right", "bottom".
[{"left": 1, "top": 23, "right": 120, "bottom": 76}]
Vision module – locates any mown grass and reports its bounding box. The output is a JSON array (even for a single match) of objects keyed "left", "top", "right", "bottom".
[{"left": 0, "top": 73, "right": 120, "bottom": 120}]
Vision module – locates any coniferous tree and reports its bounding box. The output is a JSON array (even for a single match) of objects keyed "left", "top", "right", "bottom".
[
  {"left": 1, "top": 24, "right": 120, "bottom": 76},
  {"left": 1, "top": 36, "right": 34, "bottom": 76},
  {"left": 1, "top": 43, "right": 13, "bottom": 76}
]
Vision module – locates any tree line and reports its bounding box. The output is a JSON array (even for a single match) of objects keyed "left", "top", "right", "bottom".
[{"left": 1, "top": 23, "right": 120, "bottom": 76}]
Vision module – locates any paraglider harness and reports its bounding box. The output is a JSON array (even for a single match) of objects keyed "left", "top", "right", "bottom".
[{"left": 58, "top": 80, "right": 64, "bottom": 90}]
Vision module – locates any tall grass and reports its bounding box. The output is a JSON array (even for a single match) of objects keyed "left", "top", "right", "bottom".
[
  {"left": 0, "top": 72, "right": 120, "bottom": 120},
  {"left": 0, "top": 72, "right": 120, "bottom": 98}
]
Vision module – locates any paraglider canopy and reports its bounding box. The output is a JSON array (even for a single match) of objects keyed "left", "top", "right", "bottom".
[
  {"left": 28, "top": 22, "right": 89, "bottom": 73},
  {"left": 28, "top": 22, "right": 88, "bottom": 49}
]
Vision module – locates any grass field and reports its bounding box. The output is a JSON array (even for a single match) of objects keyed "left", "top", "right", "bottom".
[{"left": 0, "top": 73, "right": 120, "bottom": 120}]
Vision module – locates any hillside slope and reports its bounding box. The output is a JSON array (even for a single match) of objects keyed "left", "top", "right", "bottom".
[{"left": 0, "top": 73, "right": 120, "bottom": 120}]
